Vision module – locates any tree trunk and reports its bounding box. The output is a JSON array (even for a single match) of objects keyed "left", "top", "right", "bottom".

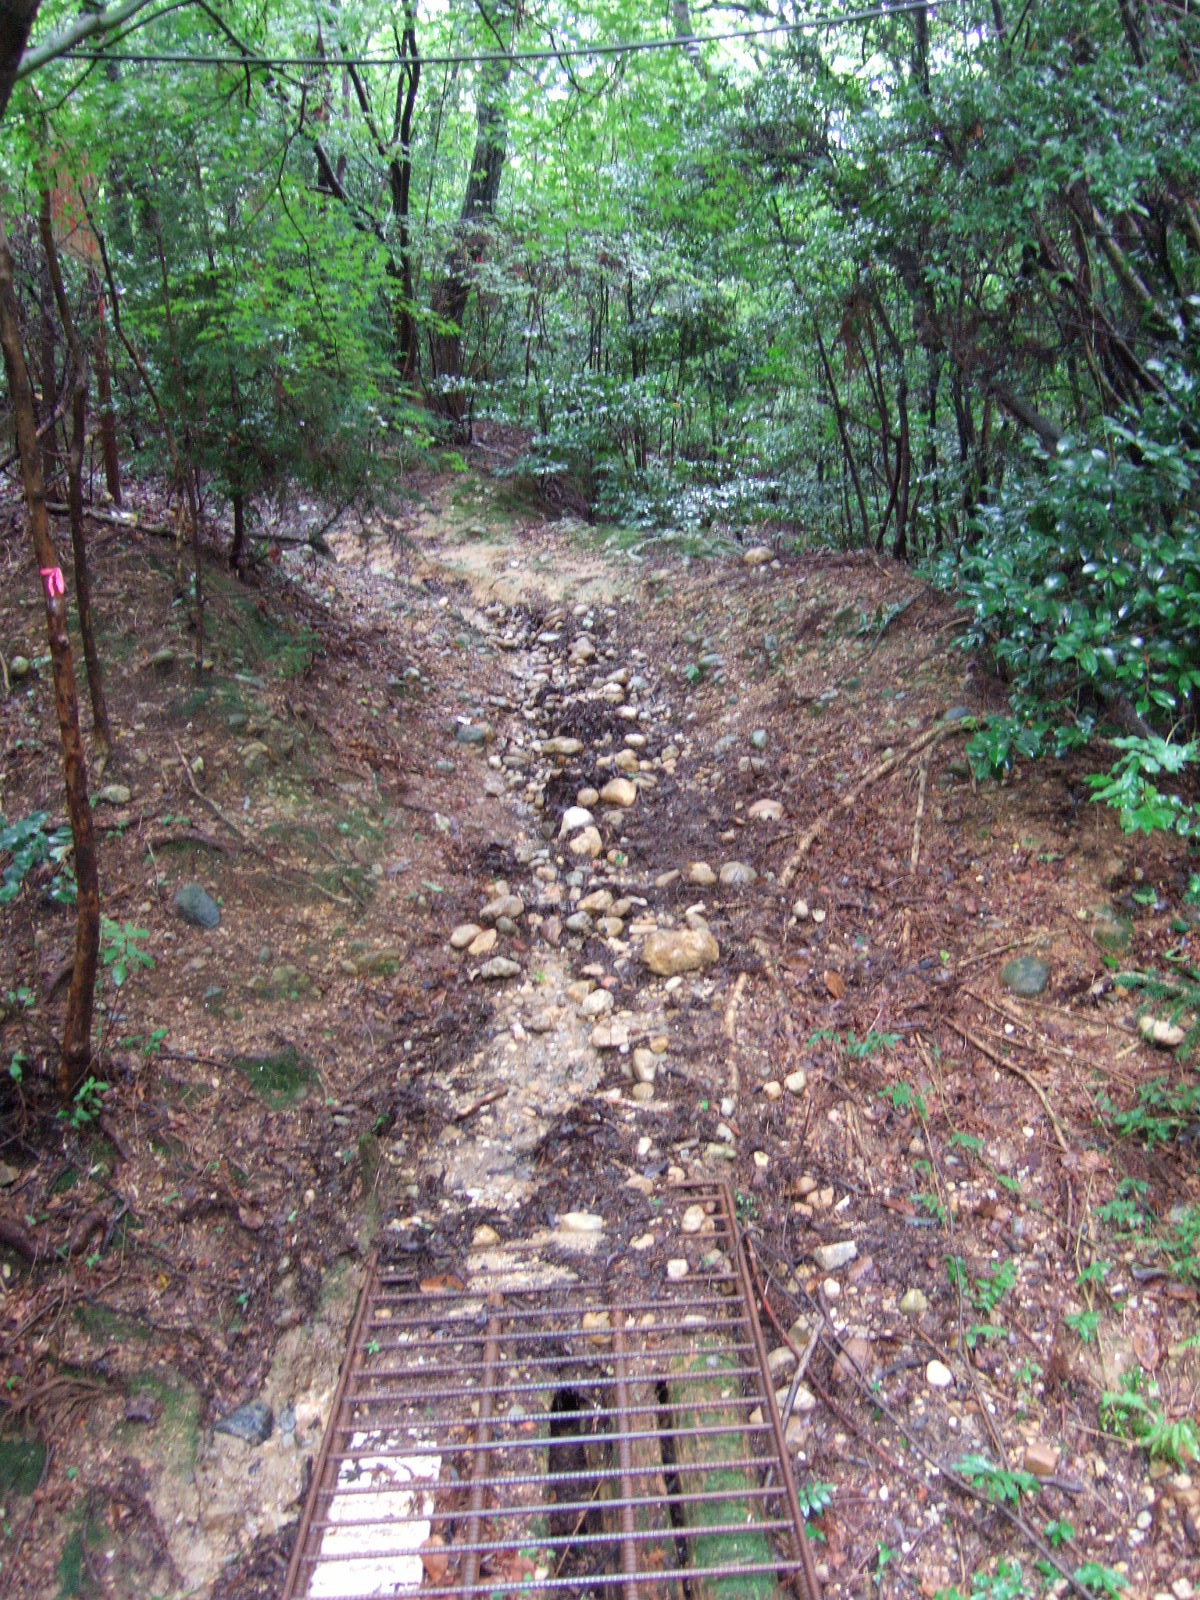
[
  {"left": 39, "top": 191, "right": 114, "bottom": 766},
  {"left": 0, "top": 1, "right": 40, "bottom": 121},
  {"left": 230, "top": 490, "right": 245, "bottom": 571},
  {"left": 39, "top": 262, "right": 57, "bottom": 488},
  {"left": 428, "top": 1, "right": 516, "bottom": 435},
  {"left": 0, "top": 209, "right": 99, "bottom": 1100},
  {"left": 89, "top": 270, "right": 121, "bottom": 504},
  {"left": 813, "top": 318, "right": 870, "bottom": 545}
]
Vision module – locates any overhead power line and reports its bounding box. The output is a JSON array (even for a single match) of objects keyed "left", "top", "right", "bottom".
[{"left": 55, "top": 0, "right": 957, "bottom": 72}]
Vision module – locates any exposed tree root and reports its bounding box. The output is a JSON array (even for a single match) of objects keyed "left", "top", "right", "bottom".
[{"left": 780, "top": 719, "right": 960, "bottom": 888}]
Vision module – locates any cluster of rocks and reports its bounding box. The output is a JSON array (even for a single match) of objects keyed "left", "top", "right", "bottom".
[{"left": 436, "top": 594, "right": 796, "bottom": 1128}]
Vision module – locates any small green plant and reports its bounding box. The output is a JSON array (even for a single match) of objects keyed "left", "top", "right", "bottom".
[
  {"left": 1098, "top": 1073, "right": 1200, "bottom": 1148},
  {"left": 810, "top": 1027, "right": 900, "bottom": 1059},
  {"left": 1102, "top": 1368, "right": 1200, "bottom": 1464},
  {"left": 947, "top": 1256, "right": 1015, "bottom": 1315},
  {"left": 1076, "top": 1259, "right": 1112, "bottom": 1288},
  {"left": 117, "top": 1027, "right": 169, "bottom": 1058},
  {"left": 873, "top": 1542, "right": 895, "bottom": 1587},
  {"left": 1065, "top": 1309, "right": 1101, "bottom": 1344},
  {"left": 912, "top": 1191, "right": 948, "bottom": 1224},
  {"left": 1043, "top": 1517, "right": 1074, "bottom": 1548},
  {"left": 797, "top": 1480, "right": 833, "bottom": 1520},
  {"left": 99, "top": 919, "right": 154, "bottom": 989},
  {"left": 1072, "top": 1562, "right": 1127, "bottom": 1596},
  {"left": 935, "top": 1563, "right": 1029, "bottom": 1600},
  {"left": 878, "top": 1080, "right": 927, "bottom": 1119},
  {"left": 1142, "top": 1414, "right": 1200, "bottom": 1466},
  {"left": 1164, "top": 1204, "right": 1200, "bottom": 1284},
  {"left": 1088, "top": 735, "right": 1199, "bottom": 838},
  {"left": 1096, "top": 1177, "right": 1152, "bottom": 1232},
  {"left": 59, "top": 1076, "right": 107, "bottom": 1130},
  {"left": 954, "top": 1453, "right": 1039, "bottom": 1507},
  {"left": 0, "top": 811, "right": 75, "bottom": 905},
  {"left": 949, "top": 1132, "right": 984, "bottom": 1156}
]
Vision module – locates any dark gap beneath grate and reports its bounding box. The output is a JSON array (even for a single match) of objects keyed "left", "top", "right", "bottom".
[{"left": 282, "top": 1180, "right": 822, "bottom": 1600}]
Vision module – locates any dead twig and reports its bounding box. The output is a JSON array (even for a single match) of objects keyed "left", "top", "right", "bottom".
[
  {"left": 452, "top": 1086, "right": 506, "bottom": 1123},
  {"left": 803, "top": 1287, "right": 1103, "bottom": 1600},
  {"left": 173, "top": 741, "right": 266, "bottom": 855},
  {"left": 955, "top": 935, "right": 1040, "bottom": 972},
  {"left": 722, "top": 971, "right": 749, "bottom": 1094},
  {"left": 944, "top": 1018, "right": 1070, "bottom": 1153}
]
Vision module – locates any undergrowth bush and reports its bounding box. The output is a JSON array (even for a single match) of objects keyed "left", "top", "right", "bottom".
[{"left": 934, "top": 379, "right": 1200, "bottom": 851}]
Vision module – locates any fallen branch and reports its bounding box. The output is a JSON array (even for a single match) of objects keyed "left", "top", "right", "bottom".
[
  {"left": 780, "top": 719, "right": 960, "bottom": 888},
  {"left": 909, "top": 756, "right": 928, "bottom": 871},
  {"left": 955, "top": 935, "right": 1039, "bottom": 972},
  {"left": 46, "top": 500, "right": 173, "bottom": 537},
  {"left": 147, "top": 828, "right": 228, "bottom": 853},
  {"left": 944, "top": 1017, "right": 1070, "bottom": 1153}
]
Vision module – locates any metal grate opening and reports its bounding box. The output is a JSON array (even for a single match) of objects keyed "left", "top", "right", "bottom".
[{"left": 282, "top": 1182, "right": 822, "bottom": 1600}]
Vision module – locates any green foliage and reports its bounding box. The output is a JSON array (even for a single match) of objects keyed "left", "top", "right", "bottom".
[
  {"left": 0, "top": 812, "right": 75, "bottom": 906},
  {"left": 946, "top": 1256, "right": 1015, "bottom": 1319},
  {"left": 953, "top": 1454, "right": 1040, "bottom": 1507},
  {"left": 1071, "top": 1566, "right": 1126, "bottom": 1598},
  {"left": 1095, "top": 1178, "right": 1151, "bottom": 1232},
  {"left": 1111, "top": 962, "right": 1200, "bottom": 1061},
  {"left": 934, "top": 1563, "right": 1028, "bottom": 1600},
  {"left": 877, "top": 1080, "right": 927, "bottom": 1120},
  {"left": 98, "top": 919, "right": 154, "bottom": 990},
  {"left": 940, "top": 393, "right": 1200, "bottom": 841},
  {"left": 1064, "top": 1309, "right": 1101, "bottom": 1344},
  {"left": 797, "top": 1481, "right": 833, "bottom": 1520},
  {"left": 58, "top": 1076, "right": 106, "bottom": 1130},
  {"left": 1102, "top": 1367, "right": 1200, "bottom": 1464},
  {"left": 1097, "top": 1072, "right": 1200, "bottom": 1149}
]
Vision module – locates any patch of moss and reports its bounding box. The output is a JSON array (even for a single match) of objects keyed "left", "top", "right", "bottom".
[
  {"left": 0, "top": 1428, "right": 46, "bottom": 1498},
  {"left": 56, "top": 1503, "right": 105, "bottom": 1599},
  {"left": 231, "top": 1046, "right": 317, "bottom": 1109},
  {"left": 74, "top": 1303, "right": 152, "bottom": 1345},
  {"left": 121, "top": 1369, "right": 202, "bottom": 1477}
]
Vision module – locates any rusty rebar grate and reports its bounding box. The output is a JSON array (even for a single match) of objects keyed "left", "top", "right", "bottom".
[{"left": 283, "top": 1181, "right": 822, "bottom": 1600}]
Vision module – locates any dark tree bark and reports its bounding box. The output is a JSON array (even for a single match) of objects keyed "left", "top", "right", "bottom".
[
  {"left": 88, "top": 270, "right": 122, "bottom": 504},
  {"left": 39, "top": 260, "right": 57, "bottom": 488},
  {"left": 428, "top": 1, "right": 517, "bottom": 435},
  {"left": 869, "top": 288, "right": 912, "bottom": 558},
  {"left": 0, "top": 0, "right": 39, "bottom": 121},
  {"left": 814, "top": 319, "right": 871, "bottom": 545},
  {"left": 38, "top": 191, "right": 114, "bottom": 766},
  {"left": 0, "top": 209, "right": 100, "bottom": 1100}
]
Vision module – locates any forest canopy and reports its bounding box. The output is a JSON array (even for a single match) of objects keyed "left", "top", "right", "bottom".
[{"left": 3, "top": 0, "right": 1200, "bottom": 840}]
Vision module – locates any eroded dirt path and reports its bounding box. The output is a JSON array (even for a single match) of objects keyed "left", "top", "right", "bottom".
[{"left": 2, "top": 465, "right": 1198, "bottom": 1600}]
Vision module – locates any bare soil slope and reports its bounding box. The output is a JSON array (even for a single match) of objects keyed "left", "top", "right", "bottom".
[{"left": 1, "top": 459, "right": 1197, "bottom": 1600}]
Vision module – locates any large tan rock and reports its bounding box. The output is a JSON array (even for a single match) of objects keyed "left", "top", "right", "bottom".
[
  {"left": 599, "top": 777, "right": 637, "bottom": 807},
  {"left": 641, "top": 927, "right": 719, "bottom": 976}
]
